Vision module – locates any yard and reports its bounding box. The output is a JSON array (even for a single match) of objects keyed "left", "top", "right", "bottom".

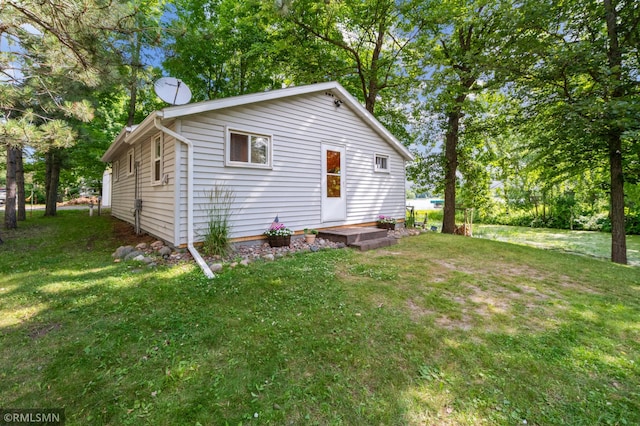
[
  {"left": 474, "top": 224, "right": 640, "bottom": 266},
  {"left": 1, "top": 210, "right": 639, "bottom": 425}
]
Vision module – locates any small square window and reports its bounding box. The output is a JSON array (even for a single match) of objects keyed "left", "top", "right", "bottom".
[
  {"left": 226, "top": 129, "right": 271, "bottom": 168},
  {"left": 374, "top": 154, "right": 389, "bottom": 172}
]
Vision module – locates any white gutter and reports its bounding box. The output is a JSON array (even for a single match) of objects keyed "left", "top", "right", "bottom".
[{"left": 153, "top": 116, "right": 215, "bottom": 279}]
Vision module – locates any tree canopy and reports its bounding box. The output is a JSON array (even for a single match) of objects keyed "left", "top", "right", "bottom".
[{"left": 1, "top": 0, "right": 638, "bottom": 263}]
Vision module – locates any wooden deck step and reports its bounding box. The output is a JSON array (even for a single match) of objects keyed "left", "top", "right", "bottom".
[
  {"left": 349, "top": 237, "right": 398, "bottom": 251},
  {"left": 318, "top": 227, "right": 388, "bottom": 246},
  {"left": 318, "top": 227, "right": 398, "bottom": 251}
]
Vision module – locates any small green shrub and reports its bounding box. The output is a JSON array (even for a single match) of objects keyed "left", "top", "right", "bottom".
[{"left": 200, "top": 184, "right": 236, "bottom": 257}]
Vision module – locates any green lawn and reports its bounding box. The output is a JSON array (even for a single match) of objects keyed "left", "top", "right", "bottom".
[
  {"left": 1, "top": 211, "right": 639, "bottom": 425},
  {"left": 474, "top": 224, "right": 640, "bottom": 266}
]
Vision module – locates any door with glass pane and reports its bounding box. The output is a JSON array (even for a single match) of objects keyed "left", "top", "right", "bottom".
[{"left": 321, "top": 144, "right": 346, "bottom": 222}]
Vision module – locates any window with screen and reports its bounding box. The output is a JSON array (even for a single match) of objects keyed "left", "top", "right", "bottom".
[
  {"left": 227, "top": 130, "right": 271, "bottom": 168},
  {"left": 374, "top": 153, "right": 389, "bottom": 172}
]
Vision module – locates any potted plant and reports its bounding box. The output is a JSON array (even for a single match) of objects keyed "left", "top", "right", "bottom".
[
  {"left": 303, "top": 228, "right": 318, "bottom": 244},
  {"left": 264, "top": 221, "right": 293, "bottom": 247},
  {"left": 376, "top": 215, "right": 396, "bottom": 230}
]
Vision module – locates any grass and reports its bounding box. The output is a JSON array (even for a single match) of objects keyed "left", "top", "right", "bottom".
[
  {"left": 474, "top": 224, "right": 640, "bottom": 266},
  {"left": 1, "top": 210, "right": 639, "bottom": 425}
]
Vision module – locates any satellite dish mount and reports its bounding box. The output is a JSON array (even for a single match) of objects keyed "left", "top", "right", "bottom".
[{"left": 154, "top": 77, "right": 192, "bottom": 105}]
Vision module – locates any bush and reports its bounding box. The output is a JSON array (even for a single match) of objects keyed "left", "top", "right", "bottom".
[
  {"left": 599, "top": 211, "right": 640, "bottom": 234},
  {"left": 573, "top": 213, "right": 608, "bottom": 231},
  {"left": 200, "top": 184, "right": 236, "bottom": 257}
]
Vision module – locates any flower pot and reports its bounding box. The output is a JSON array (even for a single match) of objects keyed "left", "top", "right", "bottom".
[
  {"left": 377, "top": 222, "right": 396, "bottom": 230},
  {"left": 304, "top": 234, "right": 316, "bottom": 244},
  {"left": 267, "top": 235, "right": 291, "bottom": 247}
]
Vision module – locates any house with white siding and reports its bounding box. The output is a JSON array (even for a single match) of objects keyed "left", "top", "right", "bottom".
[{"left": 102, "top": 81, "right": 412, "bottom": 274}]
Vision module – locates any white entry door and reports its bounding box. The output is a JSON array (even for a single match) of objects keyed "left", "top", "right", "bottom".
[{"left": 321, "top": 144, "right": 346, "bottom": 222}]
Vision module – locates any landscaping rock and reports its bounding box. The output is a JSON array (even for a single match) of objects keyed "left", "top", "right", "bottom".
[
  {"left": 124, "top": 250, "right": 144, "bottom": 261},
  {"left": 170, "top": 253, "right": 186, "bottom": 261},
  {"left": 209, "top": 263, "right": 224, "bottom": 273},
  {"left": 112, "top": 245, "right": 134, "bottom": 259},
  {"left": 113, "top": 226, "right": 421, "bottom": 271},
  {"left": 158, "top": 246, "right": 172, "bottom": 258}
]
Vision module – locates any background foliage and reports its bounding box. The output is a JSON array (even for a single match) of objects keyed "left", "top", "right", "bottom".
[{"left": 1, "top": 0, "right": 639, "bottom": 253}]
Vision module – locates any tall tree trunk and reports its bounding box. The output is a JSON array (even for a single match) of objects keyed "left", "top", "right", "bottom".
[
  {"left": 44, "top": 149, "right": 62, "bottom": 217},
  {"left": 442, "top": 109, "right": 461, "bottom": 234},
  {"left": 609, "top": 132, "right": 627, "bottom": 264},
  {"left": 4, "top": 146, "right": 18, "bottom": 229},
  {"left": 127, "top": 32, "right": 141, "bottom": 126},
  {"left": 604, "top": 0, "right": 627, "bottom": 264},
  {"left": 16, "top": 148, "right": 25, "bottom": 221},
  {"left": 44, "top": 150, "right": 52, "bottom": 212}
]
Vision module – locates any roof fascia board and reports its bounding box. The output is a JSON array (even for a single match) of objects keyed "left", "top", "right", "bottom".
[
  {"left": 125, "top": 112, "right": 158, "bottom": 144},
  {"left": 102, "top": 81, "right": 414, "bottom": 162},
  {"left": 331, "top": 85, "right": 414, "bottom": 161},
  {"left": 160, "top": 81, "right": 413, "bottom": 161},
  {"left": 159, "top": 81, "right": 339, "bottom": 120},
  {"left": 101, "top": 125, "right": 137, "bottom": 162}
]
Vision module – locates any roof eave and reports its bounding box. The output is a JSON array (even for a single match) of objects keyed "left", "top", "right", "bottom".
[
  {"left": 101, "top": 126, "right": 133, "bottom": 162},
  {"left": 159, "top": 82, "right": 341, "bottom": 120},
  {"left": 101, "top": 81, "right": 414, "bottom": 163},
  {"left": 331, "top": 85, "right": 414, "bottom": 161},
  {"left": 101, "top": 114, "right": 158, "bottom": 162}
]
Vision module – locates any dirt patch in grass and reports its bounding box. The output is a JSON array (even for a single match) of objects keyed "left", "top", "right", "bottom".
[
  {"left": 406, "top": 299, "right": 436, "bottom": 322},
  {"left": 110, "top": 217, "right": 156, "bottom": 247},
  {"left": 435, "top": 314, "right": 474, "bottom": 331},
  {"left": 28, "top": 322, "right": 62, "bottom": 339},
  {"left": 555, "top": 276, "right": 604, "bottom": 295},
  {"left": 409, "top": 278, "right": 562, "bottom": 333},
  {"left": 430, "top": 259, "right": 458, "bottom": 270}
]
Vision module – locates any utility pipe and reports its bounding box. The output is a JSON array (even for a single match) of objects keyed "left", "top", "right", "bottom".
[{"left": 153, "top": 117, "right": 215, "bottom": 279}]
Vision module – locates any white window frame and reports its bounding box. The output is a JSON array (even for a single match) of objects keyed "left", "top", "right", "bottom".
[
  {"left": 127, "top": 148, "right": 135, "bottom": 176},
  {"left": 152, "top": 134, "right": 163, "bottom": 185},
  {"left": 225, "top": 128, "right": 273, "bottom": 169},
  {"left": 113, "top": 161, "right": 119, "bottom": 182},
  {"left": 374, "top": 153, "right": 390, "bottom": 173}
]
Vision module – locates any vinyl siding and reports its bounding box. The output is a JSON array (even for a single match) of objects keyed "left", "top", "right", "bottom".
[
  {"left": 109, "top": 132, "right": 176, "bottom": 244},
  {"left": 174, "top": 91, "right": 406, "bottom": 244},
  {"left": 110, "top": 146, "right": 137, "bottom": 226}
]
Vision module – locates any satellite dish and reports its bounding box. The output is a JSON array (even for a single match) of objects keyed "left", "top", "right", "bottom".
[{"left": 154, "top": 77, "right": 192, "bottom": 105}]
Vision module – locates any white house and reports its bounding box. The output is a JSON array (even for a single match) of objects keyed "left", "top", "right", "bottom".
[{"left": 102, "top": 81, "right": 413, "bottom": 274}]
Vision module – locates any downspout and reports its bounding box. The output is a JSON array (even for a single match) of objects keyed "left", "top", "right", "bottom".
[{"left": 153, "top": 116, "right": 215, "bottom": 279}]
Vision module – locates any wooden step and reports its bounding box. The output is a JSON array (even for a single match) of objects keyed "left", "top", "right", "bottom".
[
  {"left": 317, "top": 227, "right": 388, "bottom": 245},
  {"left": 349, "top": 237, "right": 398, "bottom": 251}
]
